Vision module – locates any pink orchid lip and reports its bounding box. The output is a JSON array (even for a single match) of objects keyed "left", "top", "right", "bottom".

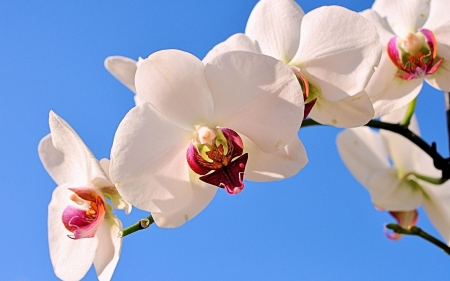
[
  {"left": 384, "top": 210, "right": 418, "bottom": 240},
  {"left": 187, "top": 127, "right": 248, "bottom": 194},
  {"left": 387, "top": 29, "right": 444, "bottom": 81},
  {"left": 290, "top": 66, "right": 316, "bottom": 119},
  {"left": 62, "top": 186, "right": 106, "bottom": 239}
]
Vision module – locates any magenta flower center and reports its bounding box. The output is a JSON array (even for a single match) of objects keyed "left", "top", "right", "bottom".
[
  {"left": 290, "top": 66, "right": 316, "bottom": 119},
  {"left": 62, "top": 187, "right": 106, "bottom": 239},
  {"left": 387, "top": 29, "right": 443, "bottom": 81},
  {"left": 186, "top": 127, "right": 248, "bottom": 194}
]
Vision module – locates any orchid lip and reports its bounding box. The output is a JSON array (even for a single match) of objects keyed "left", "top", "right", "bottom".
[
  {"left": 187, "top": 127, "right": 247, "bottom": 194},
  {"left": 387, "top": 29, "right": 443, "bottom": 81},
  {"left": 62, "top": 186, "right": 106, "bottom": 239}
]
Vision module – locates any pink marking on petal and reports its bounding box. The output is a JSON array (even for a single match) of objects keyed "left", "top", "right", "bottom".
[
  {"left": 186, "top": 141, "right": 212, "bottom": 175},
  {"left": 427, "top": 58, "right": 444, "bottom": 75},
  {"left": 199, "top": 153, "right": 248, "bottom": 194},
  {"left": 387, "top": 36, "right": 406, "bottom": 72},
  {"left": 62, "top": 187, "right": 107, "bottom": 239},
  {"left": 303, "top": 99, "right": 317, "bottom": 120},
  {"left": 420, "top": 29, "right": 438, "bottom": 60},
  {"left": 221, "top": 128, "right": 244, "bottom": 157}
]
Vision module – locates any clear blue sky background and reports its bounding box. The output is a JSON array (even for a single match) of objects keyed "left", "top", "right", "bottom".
[{"left": 1, "top": 1, "right": 448, "bottom": 280}]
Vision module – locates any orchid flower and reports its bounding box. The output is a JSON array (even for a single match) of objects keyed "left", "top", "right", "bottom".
[
  {"left": 39, "top": 111, "right": 131, "bottom": 281},
  {"left": 361, "top": 0, "right": 450, "bottom": 117},
  {"left": 336, "top": 108, "right": 450, "bottom": 242},
  {"left": 203, "top": 0, "right": 381, "bottom": 127},
  {"left": 109, "top": 49, "right": 308, "bottom": 228},
  {"left": 104, "top": 56, "right": 144, "bottom": 105}
]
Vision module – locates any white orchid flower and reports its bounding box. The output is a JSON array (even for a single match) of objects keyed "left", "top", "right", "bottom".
[
  {"left": 39, "top": 111, "right": 131, "bottom": 281},
  {"left": 110, "top": 49, "right": 308, "bottom": 228},
  {"left": 203, "top": 0, "right": 381, "bottom": 128},
  {"left": 104, "top": 56, "right": 145, "bottom": 105},
  {"left": 361, "top": 0, "right": 450, "bottom": 117},
  {"left": 337, "top": 108, "right": 450, "bottom": 242}
]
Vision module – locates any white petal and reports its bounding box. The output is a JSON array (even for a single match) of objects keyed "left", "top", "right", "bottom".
[
  {"left": 360, "top": 9, "right": 396, "bottom": 45},
  {"left": 423, "top": 182, "right": 450, "bottom": 243},
  {"left": 48, "top": 185, "right": 98, "bottom": 281},
  {"left": 104, "top": 56, "right": 138, "bottom": 93},
  {"left": 309, "top": 91, "right": 375, "bottom": 128},
  {"left": 366, "top": 54, "right": 423, "bottom": 118},
  {"left": 372, "top": 0, "right": 430, "bottom": 37},
  {"left": 41, "top": 111, "right": 111, "bottom": 187},
  {"left": 380, "top": 129, "right": 423, "bottom": 179},
  {"left": 423, "top": 0, "right": 450, "bottom": 46},
  {"left": 94, "top": 215, "right": 122, "bottom": 281},
  {"left": 243, "top": 134, "right": 308, "bottom": 181},
  {"left": 152, "top": 173, "right": 217, "bottom": 228},
  {"left": 337, "top": 128, "right": 424, "bottom": 210},
  {"left": 205, "top": 51, "right": 303, "bottom": 153},
  {"left": 202, "top": 33, "right": 260, "bottom": 64},
  {"left": 110, "top": 103, "right": 193, "bottom": 213},
  {"left": 135, "top": 50, "right": 213, "bottom": 130},
  {"left": 98, "top": 158, "right": 132, "bottom": 214},
  {"left": 426, "top": 43, "right": 450, "bottom": 92},
  {"left": 292, "top": 6, "right": 381, "bottom": 101},
  {"left": 375, "top": 178, "right": 424, "bottom": 210},
  {"left": 336, "top": 128, "right": 395, "bottom": 204},
  {"left": 245, "top": 0, "right": 304, "bottom": 62}
]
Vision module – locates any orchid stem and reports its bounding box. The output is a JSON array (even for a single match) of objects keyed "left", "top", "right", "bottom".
[
  {"left": 301, "top": 118, "right": 450, "bottom": 180},
  {"left": 445, "top": 92, "right": 450, "bottom": 155},
  {"left": 386, "top": 224, "right": 450, "bottom": 255},
  {"left": 121, "top": 215, "right": 154, "bottom": 237},
  {"left": 410, "top": 172, "right": 447, "bottom": 185},
  {"left": 400, "top": 97, "right": 417, "bottom": 127}
]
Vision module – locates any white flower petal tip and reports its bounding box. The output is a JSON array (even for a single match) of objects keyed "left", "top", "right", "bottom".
[
  {"left": 203, "top": 33, "right": 260, "bottom": 64},
  {"left": 111, "top": 49, "right": 307, "bottom": 227},
  {"left": 245, "top": 0, "right": 305, "bottom": 62},
  {"left": 42, "top": 113, "right": 125, "bottom": 280},
  {"left": 135, "top": 50, "right": 214, "bottom": 130},
  {"left": 104, "top": 56, "right": 138, "bottom": 93}
]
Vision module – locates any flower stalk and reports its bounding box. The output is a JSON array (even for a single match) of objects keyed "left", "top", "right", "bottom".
[
  {"left": 385, "top": 224, "right": 450, "bottom": 255},
  {"left": 400, "top": 98, "right": 417, "bottom": 127},
  {"left": 121, "top": 215, "right": 154, "bottom": 237},
  {"left": 301, "top": 119, "right": 450, "bottom": 180}
]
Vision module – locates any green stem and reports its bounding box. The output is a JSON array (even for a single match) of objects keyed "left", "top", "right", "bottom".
[
  {"left": 301, "top": 118, "right": 450, "bottom": 179},
  {"left": 121, "top": 215, "right": 154, "bottom": 237},
  {"left": 386, "top": 224, "right": 450, "bottom": 255},
  {"left": 409, "top": 172, "right": 447, "bottom": 185},
  {"left": 400, "top": 97, "right": 417, "bottom": 127}
]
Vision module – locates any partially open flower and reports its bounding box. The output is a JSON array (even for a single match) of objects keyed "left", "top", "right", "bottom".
[{"left": 39, "top": 111, "right": 130, "bottom": 281}]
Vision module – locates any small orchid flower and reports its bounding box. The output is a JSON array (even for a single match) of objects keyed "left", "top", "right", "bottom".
[
  {"left": 39, "top": 111, "right": 131, "bottom": 281},
  {"left": 110, "top": 49, "right": 308, "bottom": 228},
  {"left": 337, "top": 107, "right": 450, "bottom": 242},
  {"left": 361, "top": 0, "right": 450, "bottom": 117},
  {"left": 203, "top": 0, "right": 381, "bottom": 127}
]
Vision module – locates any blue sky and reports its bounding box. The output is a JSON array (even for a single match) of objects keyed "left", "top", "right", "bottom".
[{"left": 1, "top": 0, "right": 448, "bottom": 280}]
